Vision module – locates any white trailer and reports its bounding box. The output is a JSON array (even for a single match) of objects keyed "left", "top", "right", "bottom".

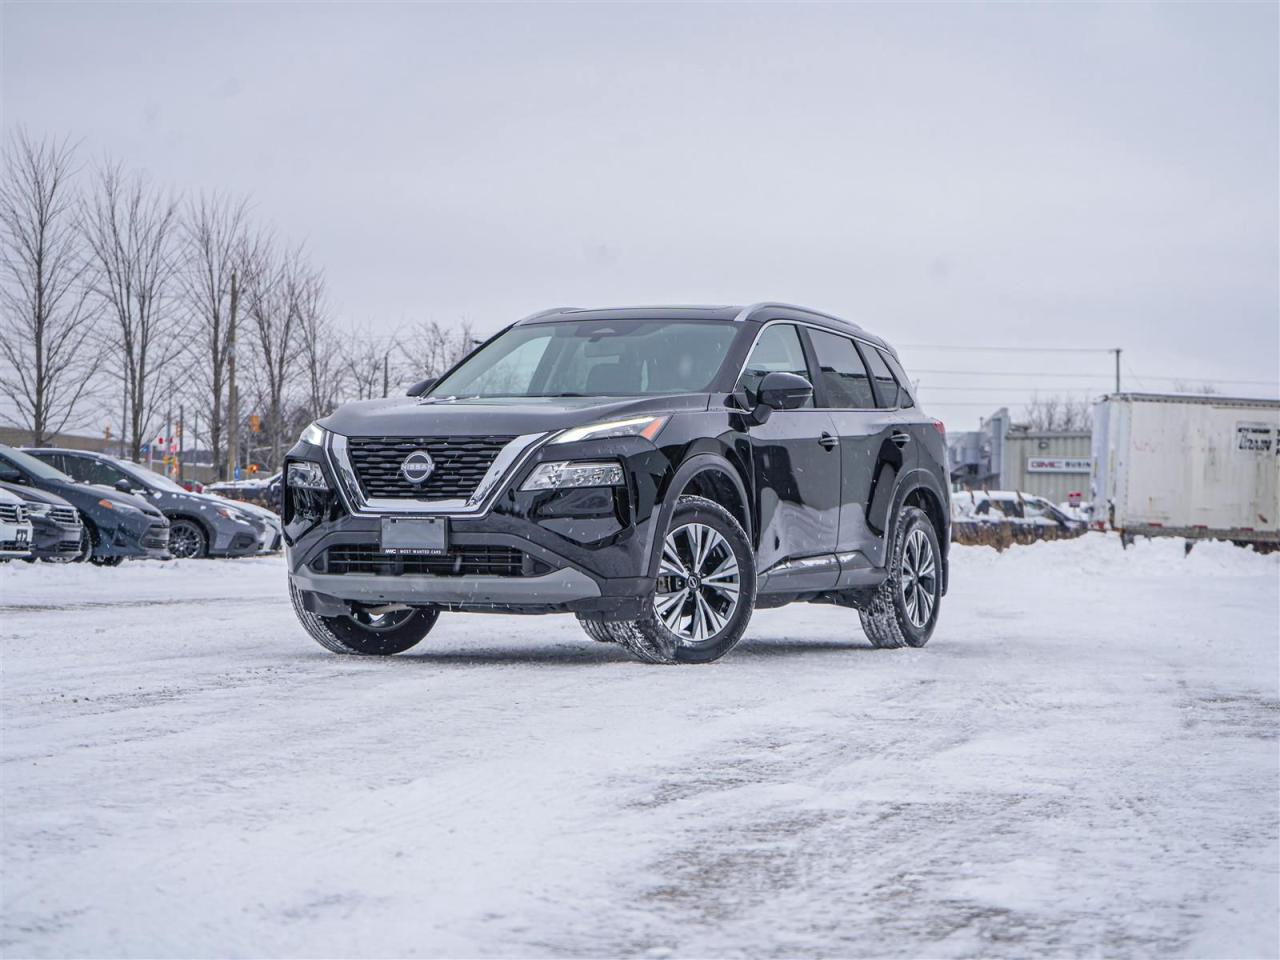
[{"left": 1092, "top": 393, "right": 1280, "bottom": 548}]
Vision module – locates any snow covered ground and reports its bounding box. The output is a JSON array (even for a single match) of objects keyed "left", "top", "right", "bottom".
[{"left": 2, "top": 535, "right": 1277, "bottom": 959}]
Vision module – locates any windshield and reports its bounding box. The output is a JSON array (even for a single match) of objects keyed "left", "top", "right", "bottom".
[
  {"left": 430, "top": 319, "right": 739, "bottom": 399},
  {"left": 0, "top": 446, "right": 73, "bottom": 482}
]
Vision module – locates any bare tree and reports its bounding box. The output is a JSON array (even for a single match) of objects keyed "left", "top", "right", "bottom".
[
  {"left": 1172, "top": 379, "right": 1221, "bottom": 396},
  {"left": 342, "top": 325, "right": 391, "bottom": 402},
  {"left": 82, "top": 161, "right": 184, "bottom": 461},
  {"left": 180, "top": 192, "right": 251, "bottom": 476},
  {"left": 244, "top": 241, "right": 308, "bottom": 471},
  {"left": 294, "top": 271, "right": 343, "bottom": 421},
  {"left": 1024, "top": 394, "right": 1093, "bottom": 432},
  {"left": 0, "top": 131, "right": 98, "bottom": 445},
  {"left": 401, "top": 317, "right": 477, "bottom": 383}
]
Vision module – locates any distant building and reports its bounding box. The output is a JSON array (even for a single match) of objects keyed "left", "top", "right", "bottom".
[{"left": 947, "top": 408, "right": 1092, "bottom": 503}]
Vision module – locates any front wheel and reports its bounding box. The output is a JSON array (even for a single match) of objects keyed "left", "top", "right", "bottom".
[
  {"left": 606, "top": 495, "right": 756, "bottom": 664},
  {"left": 859, "top": 505, "right": 942, "bottom": 648},
  {"left": 290, "top": 582, "right": 439, "bottom": 655},
  {"left": 168, "top": 519, "right": 208, "bottom": 559}
]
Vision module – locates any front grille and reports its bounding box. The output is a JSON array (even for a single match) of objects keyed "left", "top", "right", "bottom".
[
  {"left": 0, "top": 503, "right": 26, "bottom": 524},
  {"left": 142, "top": 523, "right": 169, "bottom": 549},
  {"left": 50, "top": 506, "right": 79, "bottom": 526},
  {"left": 317, "top": 544, "right": 531, "bottom": 577},
  {"left": 347, "top": 435, "right": 514, "bottom": 501},
  {"left": 55, "top": 540, "right": 81, "bottom": 554}
]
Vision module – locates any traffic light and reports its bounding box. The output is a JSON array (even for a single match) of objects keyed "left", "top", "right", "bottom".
[{"left": 249, "top": 414, "right": 261, "bottom": 433}]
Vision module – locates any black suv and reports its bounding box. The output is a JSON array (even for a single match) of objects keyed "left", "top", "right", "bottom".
[{"left": 285, "top": 304, "right": 950, "bottom": 664}]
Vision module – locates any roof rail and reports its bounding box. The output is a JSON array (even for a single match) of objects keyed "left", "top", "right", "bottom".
[
  {"left": 731, "top": 302, "right": 853, "bottom": 327},
  {"left": 516, "top": 306, "right": 576, "bottom": 324}
]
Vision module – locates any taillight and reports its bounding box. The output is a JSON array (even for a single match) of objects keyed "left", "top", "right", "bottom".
[{"left": 932, "top": 420, "right": 946, "bottom": 436}]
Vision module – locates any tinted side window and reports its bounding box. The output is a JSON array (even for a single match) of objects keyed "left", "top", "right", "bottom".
[
  {"left": 876, "top": 348, "right": 915, "bottom": 408},
  {"left": 862, "top": 346, "right": 903, "bottom": 409},
  {"left": 67, "top": 456, "right": 129, "bottom": 488},
  {"left": 807, "top": 330, "right": 875, "bottom": 409},
  {"left": 737, "top": 324, "right": 814, "bottom": 407}
]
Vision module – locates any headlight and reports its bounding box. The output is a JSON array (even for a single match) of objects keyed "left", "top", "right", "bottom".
[
  {"left": 300, "top": 422, "right": 327, "bottom": 446},
  {"left": 288, "top": 461, "right": 330, "bottom": 491},
  {"left": 26, "top": 502, "right": 50, "bottom": 518},
  {"left": 551, "top": 416, "right": 668, "bottom": 445},
  {"left": 214, "top": 507, "right": 241, "bottom": 521},
  {"left": 98, "top": 498, "right": 139, "bottom": 514},
  {"left": 521, "top": 461, "right": 624, "bottom": 491}
]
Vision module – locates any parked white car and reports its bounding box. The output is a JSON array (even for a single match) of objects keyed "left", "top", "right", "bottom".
[
  {"left": 951, "top": 489, "right": 1088, "bottom": 547},
  {"left": 0, "top": 486, "right": 34, "bottom": 560}
]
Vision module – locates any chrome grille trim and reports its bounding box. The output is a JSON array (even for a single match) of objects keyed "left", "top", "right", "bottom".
[{"left": 326, "top": 431, "right": 549, "bottom": 516}]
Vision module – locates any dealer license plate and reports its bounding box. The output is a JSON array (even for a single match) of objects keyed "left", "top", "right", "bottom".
[{"left": 380, "top": 517, "right": 448, "bottom": 555}]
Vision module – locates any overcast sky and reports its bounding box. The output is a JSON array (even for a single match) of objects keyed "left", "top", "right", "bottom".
[{"left": 3, "top": 1, "right": 1277, "bottom": 427}]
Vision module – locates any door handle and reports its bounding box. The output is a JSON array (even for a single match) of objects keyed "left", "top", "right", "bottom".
[
  {"left": 818, "top": 432, "right": 840, "bottom": 450},
  {"left": 890, "top": 432, "right": 912, "bottom": 447}
]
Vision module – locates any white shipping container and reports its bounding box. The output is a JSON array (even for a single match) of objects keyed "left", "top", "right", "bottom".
[{"left": 1092, "top": 393, "right": 1280, "bottom": 543}]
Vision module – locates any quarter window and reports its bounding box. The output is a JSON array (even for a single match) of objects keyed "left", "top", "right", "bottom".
[
  {"left": 736, "top": 324, "right": 814, "bottom": 408},
  {"left": 863, "top": 346, "right": 905, "bottom": 409},
  {"left": 807, "top": 330, "right": 875, "bottom": 409}
]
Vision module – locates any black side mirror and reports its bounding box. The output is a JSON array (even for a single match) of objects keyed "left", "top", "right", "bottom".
[
  {"left": 406, "top": 377, "right": 437, "bottom": 397},
  {"left": 747, "top": 371, "right": 813, "bottom": 425},
  {"left": 0, "top": 468, "right": 22, "bottom": 484},
  {"left": 113, "top": 478, "right": 133, "bottom": 494}
]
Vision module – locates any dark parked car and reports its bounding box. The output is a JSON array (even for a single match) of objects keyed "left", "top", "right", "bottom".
[
  {"left": 0, "top": 445, "right": 169, "bottom": 565},
  {"left": 0, "top": 481, "right": 83, "bottom": 562},
  {"left": 25, "top": 449, "right": 261, "bottom": 560},
  {"left": 284, "top": 303, "right": 951, "bottom": 664}
]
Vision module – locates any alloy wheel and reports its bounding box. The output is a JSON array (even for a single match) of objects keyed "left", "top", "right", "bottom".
[
  {"left": 654, "top": 521, "right": 740, "bottom": 646},
  {"left": 900, "top": 527, "right": 938, "bottom": 628},
  {"left": 168, "top": 521, "right": 204, "bottom": 560}
]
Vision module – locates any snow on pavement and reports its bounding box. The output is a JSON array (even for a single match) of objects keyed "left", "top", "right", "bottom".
[{"left": 1, "top": 536, "right": 1277, "bottom": 958}]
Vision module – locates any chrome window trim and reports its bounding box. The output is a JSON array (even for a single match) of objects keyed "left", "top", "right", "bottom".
[
  {"left": 733, "top": 318, "right": 896, "bottom": 413},
  {"left": 325, "top": 431, "right": 551, "bottom": 517}
]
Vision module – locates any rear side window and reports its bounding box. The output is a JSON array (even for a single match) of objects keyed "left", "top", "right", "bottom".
[
  {"left": 876, "top": 349, "right": 915, "bottom": 408},
  {"left": 807, "top": 329, "right": 875, "bottom": 408},
  {"left": 862, "top": 346, "right": 906, "bottom": 409},
  {"left": 737, "top": 324, "right": 814, "bottom": 407}
]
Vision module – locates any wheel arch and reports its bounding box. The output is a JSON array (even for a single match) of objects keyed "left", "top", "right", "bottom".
[
  {"left": 645, "top": 453, "right": 752, "bottom": 580},
  {"left": 893, "top": 470, "right": 950, "bottom": 594}
]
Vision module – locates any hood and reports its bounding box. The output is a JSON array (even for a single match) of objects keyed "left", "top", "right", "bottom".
[
  {"left": 319, "top": 393, "right": 711, "bottom": 438},
  {"left": 0, "top": 481, "right": 73, "bottom": 509}
]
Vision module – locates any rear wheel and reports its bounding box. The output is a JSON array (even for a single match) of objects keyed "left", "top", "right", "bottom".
[
  {"left": 859, "top": 505, "right": 942, "bottom": 649},
  {"left": 290, "top": 582, "right": 439, "bottom": 656},
  {"left": 608, "top": 495, "right": 756, "bottom": 664},
  {"left": 168, "top": 519, "right": 208, "bottom": 559}
]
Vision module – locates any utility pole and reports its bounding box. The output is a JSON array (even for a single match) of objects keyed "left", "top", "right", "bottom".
[
  {"left": 382, "top": 351, "right": 389, "bottom": 398},
  {"left": 1112, "top": 348, "right": 1122, "bottom": 394},
  {"left": 226, "top": 270, "right": 239, "bottom": 482},
  {"left": 178, "top": 405, "right": 185, "bottom": 484}
]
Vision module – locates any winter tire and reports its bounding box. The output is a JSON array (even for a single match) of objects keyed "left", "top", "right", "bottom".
[
  {"left": 609, "top": 495, "right": 756, "bottom": 665},
  {"left": 290, "top": 581, "right": 439, "bottom": 656},
  {"left": 577, "top": 618, "right": 616, "bottom": 644},
  {"left": 859, "top": 505, "right": 941, "bottom": 649},
  {"left": 168, "top": 519, "right": 208, "bottom": 560},
  {"left": 72, "top": 523, "right": 93, "bottom": 563}
]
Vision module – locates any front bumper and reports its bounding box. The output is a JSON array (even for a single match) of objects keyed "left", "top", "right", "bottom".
[
  {"left": 29, "top": 518, "right": 82, "bottom": 561},
  {"left": 283, "top": 430, "right": 671, "bottom": 617}
]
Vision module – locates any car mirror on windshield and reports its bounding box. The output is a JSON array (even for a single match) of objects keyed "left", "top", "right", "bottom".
[
  {"left": 406, "top": 377, "right": 436, "bottom": 397},
  {"left": 113, "top": 479, "right": 133, "bottom": 494}
]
